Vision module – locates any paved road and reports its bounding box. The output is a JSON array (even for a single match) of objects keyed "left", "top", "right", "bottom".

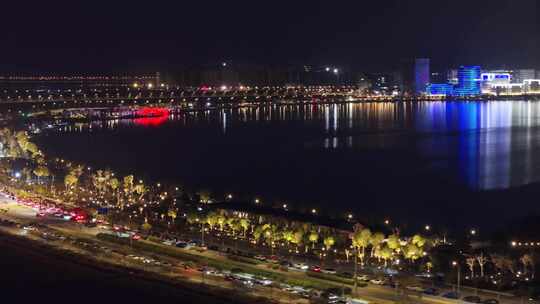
[
  {"left": 0, "top": 232, "right": 258, "bottom": 304},
  {"left": 0, "top": 198, "right": 530, "bottom": 304}
]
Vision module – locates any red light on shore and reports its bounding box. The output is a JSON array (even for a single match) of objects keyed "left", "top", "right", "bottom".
[
  {"left": 135, "top": 107, "right": 170, "bottom": 118},
  {"left": 134, "top": 107, "right": 170, "bottom": 126}
]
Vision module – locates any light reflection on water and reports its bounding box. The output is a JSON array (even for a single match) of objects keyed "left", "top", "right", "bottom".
[{"left": 59, "top": 100, "right": 540, "bottom": 190}]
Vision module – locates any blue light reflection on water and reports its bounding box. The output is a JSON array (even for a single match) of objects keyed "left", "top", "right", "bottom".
[{"left": 412, "top": 101, "right": 540, "bottom": 190}]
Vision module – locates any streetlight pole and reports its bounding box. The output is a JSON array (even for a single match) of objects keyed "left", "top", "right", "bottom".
[{"left": 453, "top": 261, "right": 461, "bottom": 294}]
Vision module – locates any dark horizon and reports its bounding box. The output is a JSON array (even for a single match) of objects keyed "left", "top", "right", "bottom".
[{"left": 1, "top": 0, "right": 538, "bottom": 74}]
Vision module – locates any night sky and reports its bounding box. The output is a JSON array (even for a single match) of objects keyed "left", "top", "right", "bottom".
[{"left": 1, "top": 0, "right": 538, "bottom": 73}]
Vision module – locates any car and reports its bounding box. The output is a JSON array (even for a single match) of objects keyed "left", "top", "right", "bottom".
[
  {"left": 321, "top": 268, "right": 337, "bottom": 274},
  {"left": 310, "top": 265, "right": 321, "bottom": 272},
  {"left": 357, "top": 275, "right": 370, "bottom": 281},
  {"left": 280, "top": 260, "right": 292, "bottom": 267},
  {"left": 292, "top": 263, "right": 309, "bottom": 270},
  {"left": 482, "top": 299, "right": 499, "bottom": 304},
  {"left": 423, "top": 287, "right": 439, "bottom": 295},
  {"left": 254, "top": 278, "right": 273, "bottom": 286},
  {"left": 370, "top": 279, "right": 386, "bottom": 285},
  {"left": 463, "top": 296, "right": 482, "bottom": 303},
  {"left": 254, "top": 255, "right": 266, "bottom": 261},
  {"left": 175, "top": 241, "right": 189, "bottom": 248},
  {"left": 162, "top": 239, "right": 175, "bottom": 246},
  {"left": 442, "top": 292, "right": 460, "bottom": 299},
  {"left": 406, "top": 286, "right": 425, "bottom": 292}
]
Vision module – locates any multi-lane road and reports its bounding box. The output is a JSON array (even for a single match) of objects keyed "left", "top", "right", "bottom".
[{"left": 0, "top": 195, "right": 531, "bottom": 304}]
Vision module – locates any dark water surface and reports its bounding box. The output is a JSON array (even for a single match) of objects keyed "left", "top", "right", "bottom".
[{"left": 36, "top": 101, "right": 540, "bottom": 231}]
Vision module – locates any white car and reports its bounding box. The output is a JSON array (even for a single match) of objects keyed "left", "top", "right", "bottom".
[
  {"left": 370, "top": 279, "right": 385, "bottom": 285},
  {"left": 162, "top": 239, "right": 175, "bottom": 246},
  {"left": 321, "top": 268, "right": 337, "bottom": 274},
  {"left": 406, "top": 286, "right": 424, "bottom": 292},
  {"left": 292, "top": 263, "right": 309, "bottom": 270},
  {"left": 357, "top": 275, "right": 370, "bottom": 281}
]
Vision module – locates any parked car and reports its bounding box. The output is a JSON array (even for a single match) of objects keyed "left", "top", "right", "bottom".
[
  {"left": 175, "top": 241, "right": 189, "bottom": 248},
  {"left": 423, "top": 287, "right": 439, "bottom": 295},
  {"left": 357, "top": 275, "right": 370, "bottom": 281},
  {"left": 321, "top": 268, "right": 337, "bottom": 274},
  {"left": 406, "top": 285, "right": 425, "bottom": 292},
  {"left": 292, "top": 263, "right": 309, "bottom": 270},
  {"left": 310, "top": 265, "right": 321, "bottom": 272},
  {"left": 254, "top": 255, "right": 266, "bottom": 261},
  {"left": 463, "top": 296, "right": 482, "bottom": 303},
  {"left": 370, "top": 279, "right": 386, "bottom": 285},
  {"left": 442, "top": 292, "right": 459, "bottom": 299}
]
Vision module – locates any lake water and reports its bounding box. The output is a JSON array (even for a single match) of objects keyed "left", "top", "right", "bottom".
[{"left": 37, "top": 101, "right": 540, "bottom": 231}]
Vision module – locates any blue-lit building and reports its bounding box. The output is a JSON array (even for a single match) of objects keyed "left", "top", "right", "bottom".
[
  {"left": 454, "top": 66, "right": 481, "bottom": 96},
  {"left": 427, "top": 83, "right": 454, "bottom": 96}
]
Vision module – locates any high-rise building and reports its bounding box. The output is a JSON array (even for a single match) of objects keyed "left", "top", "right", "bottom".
[
  {"left": 513, "top": 69, "right": 536, "bottom": 83},
  {"left": 414, "top": 58, "right": 430, "bottom": 94},
  {"left": 447, "top": 69, "right": 459, "bottom": 85},
  {"left": 454, "top": 66, "right": 481, "bottom": 96}
]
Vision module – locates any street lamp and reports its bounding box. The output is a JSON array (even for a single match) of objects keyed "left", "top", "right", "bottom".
[
  {"left": 226, "top": 194, "right": 233, "bottom": 200},
  {"left": 452, "top": 261, "right": 461, "bottom": 294},
  {"left": 470, "top": 229, "right": 477, "bottom": 236},
  {"left": 425, "top": 225, "right": 431, "bottom": 231},
  {"left": 347, "top": 214, "right": 353, "bottom": 220},
  {"left": 254, "top": 198, "right": 260, "bottom": 204},
  {"left": 384, "top": 219, "right": 390, "bottom": 225},
  {"left": 283, "top": 204, "right": 288, "bottom": 210},
  {"left": 311, "top": 209, "right": 317, "bottom": 215}
]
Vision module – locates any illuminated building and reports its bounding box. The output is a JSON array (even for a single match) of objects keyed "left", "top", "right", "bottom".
[
  {"left": 454, "top": 66, "right": 481, "bottom": 96},
  {"left": 414, "top": 58, "right": 430, "bottom": 94},
  {"left": 426, "top": 83, "right": 454, "bottom": 96},
  {"left": 513, "top": 69, "right": 535, "bottom": 83},
  {"left": 447, "top": 69, "right": 458, "bottom": 85}
]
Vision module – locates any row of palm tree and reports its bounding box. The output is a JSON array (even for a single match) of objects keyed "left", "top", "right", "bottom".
[{"left": 186, "top": 210, "right": 429, "bottom": 269}]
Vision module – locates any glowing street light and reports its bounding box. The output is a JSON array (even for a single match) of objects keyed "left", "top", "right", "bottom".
[
  {"left": 347, "top": 214, "right": 353, "bottom": 220},
  {"left": 384, "top": 219, "right": 390, "bottom": 225},
  {"left": 425, "top": 225, "right": 431, "bottom": 231},
  {"left": 254, "top": 198, "right": 260, "bottom": 204},
  {"left": 333, "top": 68, "right": 339, "bottom": 74},
  {"left": 325, "top": 67, "right": 330, "bottom": 72},
  {"left": 226, "top": 194, "right": 233, "bottom": 200},
  {"left": 311, "top": 209, "right": 317, "bottom": 214},
  {"left": 282, "top": 204, "right": 288, "bottom": 209},
  {"left": 470, "top": 229, "right": 477, "bottom": 235}
]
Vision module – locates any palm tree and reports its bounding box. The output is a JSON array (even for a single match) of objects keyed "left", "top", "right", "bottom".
[
  {"left": 476, "top": 253, "right": 487, "bottom": 277},
  {"left": 387, "top": 234, "right": 401, "bottom": 254},
  {"left": 309, "top": 230, "right": 319, "bottom": 249},
  {"left": 466, "top": 257, "right": 476, "bottom": 278},
  {"left": 291, "top": 228, "right": 304, "bottom": 252},
  {"left": 353, "top": 228, "right": 372, "bottom": 267},
  {"left": 369, "top": 232, "right": 385, "bottom": 257},
  {"left": 33, "top": 166, "right": 50, "bottom": 184},
  {"left": 323, "top": 235, "right": 336, "bottom": 263},
  {"left": 379, "top": 245, "right": 393, "bottom": 268},
  {"left": 239, "top": 218, "right": 250, "bottom": 238},
  {"left": 520, "top": 254, "right": 534, "bottom": 278}
]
